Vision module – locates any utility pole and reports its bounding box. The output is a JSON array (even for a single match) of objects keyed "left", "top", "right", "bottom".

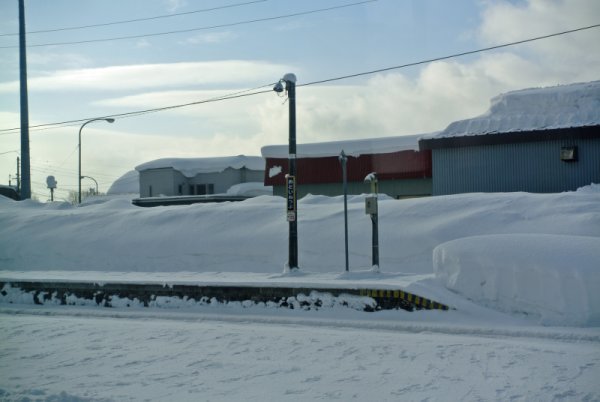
[
  {"left": 18, "top": 0, "right": 31, "bottom": 199},
  {"left": 286, "top": 74, "right": 298, "bottom": 271},
  {"left": 273, "top": 73, "right": 298, "bottom": 271}
]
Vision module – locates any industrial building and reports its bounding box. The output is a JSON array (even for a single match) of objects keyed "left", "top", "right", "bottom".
[
  {"left": 135, "top": 155, "right": 265, "bottom": 198},
  {"left": 419, "top": 81, "right": 600, "bottom": 195},
  {"left": 261, "top": 134, "right": 432, "bottom": 199}
]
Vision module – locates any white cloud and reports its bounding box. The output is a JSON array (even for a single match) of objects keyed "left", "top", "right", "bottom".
[
  {"left": 479, "top": 0, "right": 600, "bottom": 74},
  {"left": 0, "top": 60, "right": 293, "bottom": 93},
  {"left": 27, "top": 51, "right": 93, "bottom": 69},
  {"left": 255, "top": 0, "right": 600, "bottom": 144}
]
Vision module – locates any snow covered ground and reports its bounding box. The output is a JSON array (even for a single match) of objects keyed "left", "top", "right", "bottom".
[
  {"left": 1, "top": 187, "right": 599, "bottom": 400},
  {"left": 1, "top": 306, "right": 598, "bottom": 401}
]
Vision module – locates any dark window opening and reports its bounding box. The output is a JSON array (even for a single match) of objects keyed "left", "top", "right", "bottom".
[
  {"left": 149, "top": 186, "right": 153, "bottom": 197},
  {"left": 178, "top": 185, "right": 183, "bottom": 195},
  {"left": 560, "top": 146, "right": 578, "bottom": 162}
]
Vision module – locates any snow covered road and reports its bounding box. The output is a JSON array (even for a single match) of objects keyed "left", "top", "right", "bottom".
[{"left": 1, "top": 307, "right": 599, "bottom": 401}]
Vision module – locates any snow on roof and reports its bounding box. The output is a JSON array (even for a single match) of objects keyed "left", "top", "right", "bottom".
[
  {"left": 135, "top": 155, "right": 265, "bottom": 177},
  {"left": 261, "top": 134, "right": 427, "bottom": 159},
  {"left": 107, "top": 170, "right": 139, "bottom": 195},
  {"left": 428, "top": 80, "right": 600, "bottom": 139}
]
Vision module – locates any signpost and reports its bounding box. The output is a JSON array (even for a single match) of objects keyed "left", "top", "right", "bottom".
[
  {"left": 364, "top": 173, "right": 379, "bottom": 270},
  {"left": 339, "top": 150, "right": 349, "bottom": 272},
  {"left": 286, "top": 174, "right": 296, "bottom": 222},
  {"left": 46, "top": 175, "right": 57, "bottom": 202}
]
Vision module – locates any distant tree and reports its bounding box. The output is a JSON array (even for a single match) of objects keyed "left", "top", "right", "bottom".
[{"left": 67, "top": 190, "right": 78, "bottom": 205}]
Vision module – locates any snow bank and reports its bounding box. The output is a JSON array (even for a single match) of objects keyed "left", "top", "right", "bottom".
[
  {"left": 226, "top": 182, "right": 272, "bottom": 196},
  {"left": 2, "top": 187, "right": 600, "bottom": 326},
  {"left": 261, "top": 134, "right": 425, "bottom": 158},
  {"left": 428, "top": 80, "right": 600, "bottom": 138},
  {"left": 135, "top": 155, "right": 265, "bottom": 177},
  {"left": 434, "top": 234, "right": 600, "bottom": 326}
]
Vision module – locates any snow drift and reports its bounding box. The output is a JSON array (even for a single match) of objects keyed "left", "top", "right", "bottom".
[
  {"left": 434, "top": 234, "right": 600, "bottom": 326},
  {"left": 1, "top": 185, "right": 599, "bottom": 326}
]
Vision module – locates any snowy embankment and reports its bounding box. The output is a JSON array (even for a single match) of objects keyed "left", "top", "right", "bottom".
[{"left": 1, "top": 186, "right": 599, "bottom": 326}]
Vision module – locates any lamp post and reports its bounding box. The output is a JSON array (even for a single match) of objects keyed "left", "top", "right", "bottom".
[
  {"left": 81, "top": 175, "right": 98, "bottom": 196},
  {"left": 78, "top": 118, "right": 114, "bottom": 204},
  {"left": 274, "top": 73, "right": 298, "bottom": 271}
]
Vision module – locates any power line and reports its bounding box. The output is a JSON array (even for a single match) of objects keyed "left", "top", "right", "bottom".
[
  {"left": 0, "top": 84, "right": 277, "bottom": 134},
  {"left": 0, "top": 23, "right": 598, "bottom": 135},
  {"left": 0, "top": 0, "right": 269, "bottom": 36},
  {"left": 300, "top": 23, "right": 600, "bottom": 86},
  {"left": 0, "top": 1, "right": 377, "bottom": 49}
]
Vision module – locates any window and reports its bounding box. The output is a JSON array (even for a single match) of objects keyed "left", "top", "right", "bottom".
[
  {"left": 560, "top": 146, "right": 578, "bottom": 162},
  {"left": 189, "top": 184, "right": 215, "bottom": 195},
  {"left": 149, "top": 186, "right": 153, "bottom": 197},
  {"left": 178, "top": 185, "right": 183, "bottom": 195}
]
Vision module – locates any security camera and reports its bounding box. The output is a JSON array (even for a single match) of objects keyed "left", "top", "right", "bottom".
[{"left": 273, "top": 81, "right": 284, "bottom": 93}]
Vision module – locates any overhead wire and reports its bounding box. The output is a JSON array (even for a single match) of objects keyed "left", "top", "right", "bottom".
[
  {"left": 0, "top": 23, "right": 598, "bottom": 135},
  {"left": 0, "top": 0, "right": 378, "bottom": 49},
  {"left": 0, "top": 0, "right": 269, "bottom": 36},
  {"left": 300, "top": 23, "right": 600, "bottom": 87}
]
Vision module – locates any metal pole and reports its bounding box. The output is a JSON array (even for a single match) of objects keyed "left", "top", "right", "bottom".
[
  {"left": 371, "top": 179, "right": 379, "bottom": 268},
  {"left": 340, "top": 150, "right": 349, "bottom": 272},
  {"left": 286, "top": 74, "right": 298, "bottom": 270},
  {"left": 78, "top": 124, "right": 83, "bottom": 203},
  {"left": 372, "top": 209, "right": 379, "bottom": 267},
  {"left": 78, "top": 118, "right": 114, "bottom": 203},
  {"left": 82, "top": 176, "right": 99, "bottom": 196},
  {"left": 18, "top": 0, "right": 31, "bottom": 199}
]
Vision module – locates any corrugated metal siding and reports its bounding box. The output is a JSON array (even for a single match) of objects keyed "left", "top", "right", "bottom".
[{"left": 432, "top": 138, "right": 600, "bottom": 195}]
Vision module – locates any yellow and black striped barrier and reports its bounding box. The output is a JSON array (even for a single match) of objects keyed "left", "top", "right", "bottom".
[
  {"left": 359, "top": 288, "right": 450, "bottom": 311},
  {"left": 0, "top": 280, "right": 451, "bottom": 312}
]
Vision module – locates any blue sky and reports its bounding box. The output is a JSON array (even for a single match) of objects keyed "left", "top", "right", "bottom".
[{"left": 0, "top": 0, "right": 598, "bottom": 200}]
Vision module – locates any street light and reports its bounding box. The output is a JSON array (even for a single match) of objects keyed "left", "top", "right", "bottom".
[
  {"left": 78, "top": 118, "right": 114, "bottom": 204},
  {"left": 274, "top": 73, "right": 298, "bottom": 271},
  {"left": 81, "top": 175, "right": 98, "bottom": 197}
]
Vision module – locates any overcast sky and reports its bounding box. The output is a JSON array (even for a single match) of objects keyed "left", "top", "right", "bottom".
[{"left": 0, "top": 0, "right": 598, "bottom": 200}]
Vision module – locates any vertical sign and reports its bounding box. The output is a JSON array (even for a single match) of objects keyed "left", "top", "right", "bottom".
[{"left": 286, "top": 174, "right": 296, "bottom": 222}]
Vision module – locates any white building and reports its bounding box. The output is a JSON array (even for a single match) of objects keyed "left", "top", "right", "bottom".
[{"left": 135, "top": 155, "right": 265, "bottom": 198}]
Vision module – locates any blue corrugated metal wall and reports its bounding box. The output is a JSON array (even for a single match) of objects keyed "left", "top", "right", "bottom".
[{"left": 432, "top": 138, "right": 600, "bottom": 195}]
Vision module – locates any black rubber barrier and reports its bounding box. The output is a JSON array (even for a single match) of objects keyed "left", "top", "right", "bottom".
[{"left": 0, "top": 281, "right": 450, "bottom": 312}]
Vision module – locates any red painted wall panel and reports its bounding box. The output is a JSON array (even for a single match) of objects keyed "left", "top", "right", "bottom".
[{"left": 264, "top": 150, "right": 432, "bottom": 185}]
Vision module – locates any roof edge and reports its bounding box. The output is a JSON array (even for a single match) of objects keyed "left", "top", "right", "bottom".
[{"left": 419, "top": 126, "right": 600, "bottom": 150}]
